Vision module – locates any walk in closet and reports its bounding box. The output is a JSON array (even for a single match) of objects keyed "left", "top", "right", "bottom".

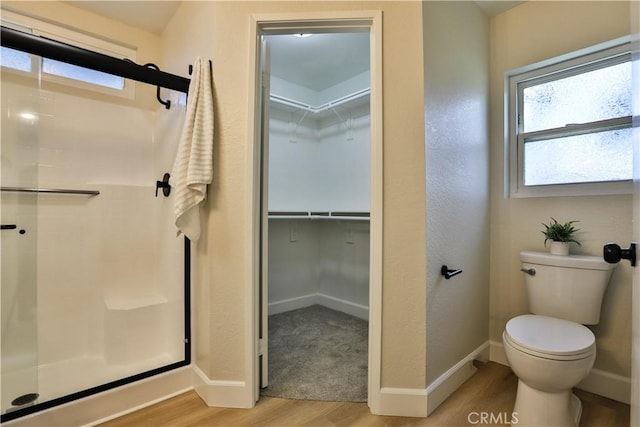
[{"left": 260, "top": 32, "right": 371, "bottom": 402}]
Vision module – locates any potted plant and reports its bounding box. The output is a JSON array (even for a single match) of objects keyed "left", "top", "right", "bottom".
[{"left": 541, "top": 218, "right": 581, "bottom": 255}]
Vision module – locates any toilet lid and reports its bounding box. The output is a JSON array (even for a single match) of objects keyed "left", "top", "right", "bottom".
[{"left": 505, "top": 315, "right": 595, "bottom": 358}]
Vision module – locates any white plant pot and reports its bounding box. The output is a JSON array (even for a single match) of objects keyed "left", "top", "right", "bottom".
[{"left": 549, "top": 241, "right": 570, "bottom": 256}]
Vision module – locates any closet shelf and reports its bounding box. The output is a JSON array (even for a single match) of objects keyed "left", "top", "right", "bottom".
[
  {"left": 270, "top": 88, "right": 370, "bottom": 114},
  {"left": 268, "top": 211, "right": 370, "bottom": 221}
]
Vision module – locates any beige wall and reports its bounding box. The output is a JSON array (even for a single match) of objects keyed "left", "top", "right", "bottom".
[
  {"left": 1, "top": 1, "right": 162, "bottom": 111},
  {"left": 489, "top": 1, "right": 633, "bottom": 377},
  {"left": 161, "top": 1, "right": 427, "bottom": 390}
]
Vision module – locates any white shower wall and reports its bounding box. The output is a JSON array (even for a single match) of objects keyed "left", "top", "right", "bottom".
[
  {"left": 13, "top": 86, "right": 184, "bottom": 402},
  {"left": 36, "top": 90, "right": 156, "bottom": 365},
  {"left": 1, "top": 77, "right": 40, "bottom": 413}
]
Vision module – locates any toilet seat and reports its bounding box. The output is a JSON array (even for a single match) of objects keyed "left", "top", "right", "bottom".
[{"left": 504, "top": 314, "right": 595, "bottom": 361}]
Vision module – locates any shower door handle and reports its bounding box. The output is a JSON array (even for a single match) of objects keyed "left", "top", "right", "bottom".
[{"left": 155, "top": 173, "right": 171, "bottom": 197}]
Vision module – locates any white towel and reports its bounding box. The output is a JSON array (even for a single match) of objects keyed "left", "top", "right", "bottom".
[{"left": 171, "top": 57, "right": 214, "bottom": 241}]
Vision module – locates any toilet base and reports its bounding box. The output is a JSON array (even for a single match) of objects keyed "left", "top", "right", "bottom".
[{"left": 512, "top": 380, "right": 582, "bottom": 427}]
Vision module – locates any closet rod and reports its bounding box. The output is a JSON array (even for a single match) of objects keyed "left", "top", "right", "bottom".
[
  {"left": 1, "top": 26, "right": 190, "bottom": 93},
  {"left": 271, "top": 88, "right": 370, "bottom": 114},
  {"left": 268, "top": 211, "right": 370, "bottom": 221}
]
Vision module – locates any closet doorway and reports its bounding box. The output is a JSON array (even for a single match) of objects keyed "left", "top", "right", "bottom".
[{"left": 257, "top": 29, "right": 372, "bottom": 403}]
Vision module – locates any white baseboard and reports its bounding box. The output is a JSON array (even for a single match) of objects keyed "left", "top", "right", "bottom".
[
  {"left": 268, "top": 294, "right": 317, "bottom": 315},
  {"left": 4, "top": 366, "right": 192, "bottom": 427},
  {"left": 316, "top": 293, "right": 369, "bottom": 320},
  {"left": 371, "top": 342, "right": 490, "bottom": 418},
  {"left": 426, "top": 341, "right": 490, "bottom": 415},
  {"left": 192, "top": 364, "right": 254, "bottom": 408},
  {"left": 268, "top": 293, "right": 369, "bottom": 320},
  {"left": 375, "top": 387, "right": 428, "bottom": 417},
  {"left": 489, "top": 340, "right": 631, "bottom": 404},
  {"left": 489, "top": 339, "right": 509, "bottom": 366},
  {"left": 577, "top": 368, "right": 631, "bottom": 404}
]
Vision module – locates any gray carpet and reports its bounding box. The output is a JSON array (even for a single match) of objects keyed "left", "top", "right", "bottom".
[{"left": 261, "top": 305, "right": 368, "bottom": 402}]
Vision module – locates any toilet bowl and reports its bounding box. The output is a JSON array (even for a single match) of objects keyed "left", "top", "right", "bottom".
[
  {"left": 503, "top": 251, "right": 615, "bottom": 427},
  {"left": 503, "top": 314, "right": 596, "bottom": 427}
]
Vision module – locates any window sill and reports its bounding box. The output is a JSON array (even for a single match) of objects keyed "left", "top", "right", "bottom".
[{"left": 508, "top": 180, "right": 633, "bottom": 198}]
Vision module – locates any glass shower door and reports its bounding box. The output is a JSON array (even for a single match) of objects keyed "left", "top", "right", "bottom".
[
  {"left": 1, "top": 34, "right": 189, "bottom": 422},
  {"left": 0, "top": 53, "right": 40, "bottom": 414}
]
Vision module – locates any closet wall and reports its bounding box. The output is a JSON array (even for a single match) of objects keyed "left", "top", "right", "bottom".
[{"left": 267, "top": 71, "right": 371, "bottom": 320}]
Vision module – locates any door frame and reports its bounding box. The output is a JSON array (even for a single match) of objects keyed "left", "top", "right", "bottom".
[{"left": 245, "top": 10, "right": 383, "bottom": 410}]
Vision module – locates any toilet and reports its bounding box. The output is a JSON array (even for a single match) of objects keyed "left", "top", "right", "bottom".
[{"left": 502, "top": 251, "right": 616, "bottom": 427}]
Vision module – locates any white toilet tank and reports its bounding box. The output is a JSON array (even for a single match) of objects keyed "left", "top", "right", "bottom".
[{"left": 520, "top": 251, "right": 616, "bottom": 325}]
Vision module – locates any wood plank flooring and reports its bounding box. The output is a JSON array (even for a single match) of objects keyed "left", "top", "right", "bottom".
[{"left": 100, "top": 362, "right": 629, "bottom": 427}]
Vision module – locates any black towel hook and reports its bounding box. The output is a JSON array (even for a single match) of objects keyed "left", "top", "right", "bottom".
[
  {"left": 143, "top": 63, "right": 171, "bottom": 109},
  {"left": 188, "top": 60, "right": 213, "bottom": 76}
]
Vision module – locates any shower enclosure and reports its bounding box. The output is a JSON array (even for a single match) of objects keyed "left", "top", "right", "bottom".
[{"left": 1, "top": 27, "right": 190, "bottom": 421}]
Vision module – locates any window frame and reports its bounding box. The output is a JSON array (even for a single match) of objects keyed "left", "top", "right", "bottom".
[
  {"left": 506, "top": 37, "right": 633, "bottom": 198},
  {"left": 1, "top": 9, "right": 137, "bottom": 99}
]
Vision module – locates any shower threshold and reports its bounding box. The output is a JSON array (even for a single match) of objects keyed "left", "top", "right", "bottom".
[{"left": 1, "top": 353, "right": 176, "bottom": 413}]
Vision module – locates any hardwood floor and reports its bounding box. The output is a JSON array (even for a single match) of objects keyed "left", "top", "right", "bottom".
[{"left": 100, "top": 362, "right": 629, "bottom": 427}]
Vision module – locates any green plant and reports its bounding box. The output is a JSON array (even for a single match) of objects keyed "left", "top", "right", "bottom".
[{"left": 541, "top": 218, "right": 581, "bottom": 246}]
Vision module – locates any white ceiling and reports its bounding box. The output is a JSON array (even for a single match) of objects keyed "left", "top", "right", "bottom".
[
  {"left": 63, "top": 1, "right": 181, "bottom": 35},
  {"left": 265, "top": 33, "right": 370, "bottom": 92}
]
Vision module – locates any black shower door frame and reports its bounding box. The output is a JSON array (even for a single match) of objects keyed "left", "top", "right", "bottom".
[{"left": 0, "top": 26, "right": 192, "bottom": 423}]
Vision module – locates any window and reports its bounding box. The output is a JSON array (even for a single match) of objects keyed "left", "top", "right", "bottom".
[
  {"left": 42, "top": 58, "right": 125, "bottom": 90},
  {"left": 1, "top": 10, "right": 136, "bottom": 98},
  {"left": 507, "top": 39, "right": 633, "bottom": 197},
  {"left": 0, "top": 46, "right": 32, "bottom": 72}
]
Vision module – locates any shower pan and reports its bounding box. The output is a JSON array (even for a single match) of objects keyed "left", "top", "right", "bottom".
[{"left": 0, "top": 27, "right": 191, "bottom": 422}]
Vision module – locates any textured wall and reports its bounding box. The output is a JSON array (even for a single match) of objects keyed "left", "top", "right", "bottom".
[
  {"left": 489, "top": 1, "right": 633, "bottom": 378},
  {"left": 423, "top": 1, "right": 490, "bottom": 386}
]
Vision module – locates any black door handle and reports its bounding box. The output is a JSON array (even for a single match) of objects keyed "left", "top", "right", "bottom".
[
  {"left": 1, "top": 224, "right": 17, "bottom": 230},
  {"left": 603, "top": 242, "right": 636, "bottom": 266},
  {"left": 441, "top": 265, "right": 463, "bottom": 280}
]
